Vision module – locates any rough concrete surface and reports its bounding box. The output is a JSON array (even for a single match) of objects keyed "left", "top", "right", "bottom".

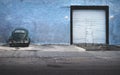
[
  {"left": 0, "top": 51, "right": 120, "bottom": 75},
  {"left": 0, "top": 45, "right": 120, "bottom": 75},
  {"left": 0, "top": 45, "right": 85, "bottom": 51},
  {"left": 76, "top": 44, "right": 120, "bottom": 51}
]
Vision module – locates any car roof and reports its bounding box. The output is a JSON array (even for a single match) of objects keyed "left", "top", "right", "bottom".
[{"left": 14, "top": 28, "right": 28, "bottom": 31}]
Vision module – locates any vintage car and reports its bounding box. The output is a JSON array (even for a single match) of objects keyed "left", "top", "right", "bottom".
[{"left": 8, "top": 28, "right": 30, "bottom": 47}]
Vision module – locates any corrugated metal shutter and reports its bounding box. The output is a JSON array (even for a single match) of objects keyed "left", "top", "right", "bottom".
[{"left": 73, "top": 10, "right": 106, "bottom": 44}]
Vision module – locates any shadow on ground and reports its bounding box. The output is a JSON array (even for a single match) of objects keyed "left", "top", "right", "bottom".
[{"left": 76, "top": 44, "right": 120, "bottom": 51}]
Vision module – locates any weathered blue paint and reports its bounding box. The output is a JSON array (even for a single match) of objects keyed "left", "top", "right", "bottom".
[{"left": 0, "top": 0, "right": 120, "bottom": 45}]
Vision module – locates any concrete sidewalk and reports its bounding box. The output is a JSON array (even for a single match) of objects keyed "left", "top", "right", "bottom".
[
  {"left": 0, "top": 45, "right": 86, "bottom": 57},
  {"left": 0, "top": 45, "right": 120, "bottom": 58},
  {"left": 0, "top": 45, "right": 85, "bottom": 51},
  {"left": 0, "top": 49, "right": 120, "bottom": 58}
]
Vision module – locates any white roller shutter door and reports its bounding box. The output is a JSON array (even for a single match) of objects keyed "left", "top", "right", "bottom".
[{"left": 73, "top": 10, "right": 106, "bottom": 44}]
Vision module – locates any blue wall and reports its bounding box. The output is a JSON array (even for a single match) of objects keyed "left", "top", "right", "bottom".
[{"left": 0, "top": 0, "right": 120, "bottom": 45}]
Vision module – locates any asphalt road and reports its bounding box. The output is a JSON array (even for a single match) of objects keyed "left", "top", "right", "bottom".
[
  {"left": 0, "top": 51, "right": 120, "bottom": 75},
  {"left": 0, "top": 45, "right": 120, "bottom": 75}
]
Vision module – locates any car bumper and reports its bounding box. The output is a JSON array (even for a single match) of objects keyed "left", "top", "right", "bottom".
[{"left": 9, "top": 41, "right": 30, "bottom": 47}]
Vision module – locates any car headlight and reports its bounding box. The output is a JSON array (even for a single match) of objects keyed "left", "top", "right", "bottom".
[
  {"left": 9, "top": 41, "right": 12, "bottom": 44},
  {"left": 24, "top": 40, "right": 28, "bottom": 43}
]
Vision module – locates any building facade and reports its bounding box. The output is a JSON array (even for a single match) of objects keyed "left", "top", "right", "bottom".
[{"left": 0, "top": 0, "right": 120, "bottom": 45}]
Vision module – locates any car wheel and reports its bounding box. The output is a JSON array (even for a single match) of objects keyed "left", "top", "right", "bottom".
[{"left": 9, "top": 44, "right": 14, "bottom": 47}]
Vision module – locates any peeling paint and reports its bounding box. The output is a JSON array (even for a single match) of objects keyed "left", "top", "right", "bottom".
[{"left": 0, "top": 0, "right": 120, "bottom": 45}]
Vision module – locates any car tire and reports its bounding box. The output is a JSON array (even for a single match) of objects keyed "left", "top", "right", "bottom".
[{"left": 9, "top": 44, "right": 14, "bottom": 47}]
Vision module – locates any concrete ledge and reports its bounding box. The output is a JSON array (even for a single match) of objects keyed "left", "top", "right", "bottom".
[
  {"left": 0, "top": 50, "right": 120, "bottom": 58},
  {"left": 0, "top": 45, "right": 85, "bottom": 51}
]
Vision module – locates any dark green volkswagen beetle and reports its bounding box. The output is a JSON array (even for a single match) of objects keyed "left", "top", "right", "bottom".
[{"left": 8, "top": 28, "right": 30, "bottom": 47}]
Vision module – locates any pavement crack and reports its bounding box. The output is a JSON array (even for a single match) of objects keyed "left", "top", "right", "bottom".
[{"left": 47, "top": 64, "right": 63, "bottom": 68}]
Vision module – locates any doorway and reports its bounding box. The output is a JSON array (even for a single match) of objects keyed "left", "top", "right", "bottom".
[{"left": 70, "top": 6, "right": 109, "bottom": 45}]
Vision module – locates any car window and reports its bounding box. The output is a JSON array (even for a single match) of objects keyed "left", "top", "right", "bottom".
[
  {"left": 14, "top": 30, "right": 25, "bottom": 33},
  {"left": 13, "top": 33, "right": 26, "bottom": 40}
]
